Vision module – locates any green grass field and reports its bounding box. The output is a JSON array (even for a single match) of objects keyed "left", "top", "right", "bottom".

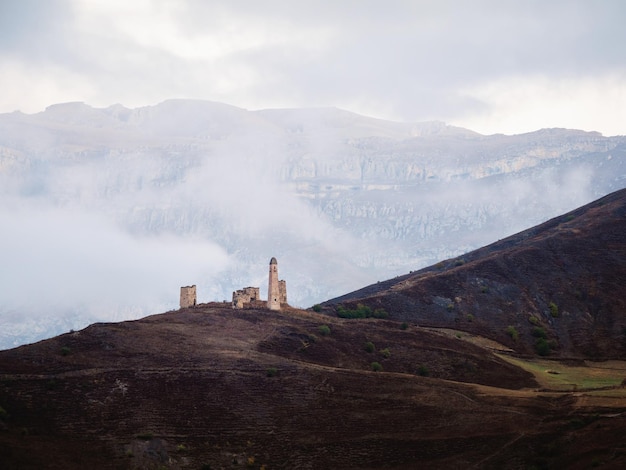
[{"left": 497, "top": 355, "right": 626, "bottom": 392}]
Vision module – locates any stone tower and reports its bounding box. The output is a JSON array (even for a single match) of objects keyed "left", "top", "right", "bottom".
[
  {"left": 267, "top": 257, "right": 280, "bottom": 310},
  {"left": 180, "top": 285, "right": 197, "bottom": 308}
]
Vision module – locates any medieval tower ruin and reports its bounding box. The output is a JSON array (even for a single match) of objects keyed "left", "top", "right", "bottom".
[
  {"left": 267, "top": 257, "right": 280, "bottom": 310},
  {"left": 180, "top": 285, "right": 197, "bottom": 308},
  {"left": 232, "top": 257, "right": 287, "bottom": 310}
]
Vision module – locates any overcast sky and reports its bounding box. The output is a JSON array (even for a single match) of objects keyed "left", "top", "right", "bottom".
[{"left": 1, "top": 0, "right": 625, "bottom": 135}]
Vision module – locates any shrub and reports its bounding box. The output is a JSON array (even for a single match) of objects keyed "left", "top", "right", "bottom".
[
  {"left": 60, "top": 346, "right": 71, "bottom": 356},
  {"left": 549, "top": 302, "right": 559, "bottom": 318},
  {"left": 506, "top": 326, "right": 519, "bottom": 342},
  {"left": 465, "top": 314, "right": 474, "bottom": 322},
  {"left": 380, "top": 348, "right": 391, "bottom": 359},
  {"left": 400, "top": 322, "right": 408, "bottom": 330},
  {"left": 176, "top": 444, "right": 187, "bottom": 453},
  {"left": 528, "top": 315, "right": 540, "bottom": 325},
  {"left": 136, "top": 432, "right": 154, "bottom": 441},
  {"left": 371, "top": 362, "right": 383, "bottom": 372},
  {"left": 480, "top": 285, "right": 489, "bottom": 293},
  {"left": 535, "top": 338, "right": 551, "bottom": 356},
  {"left": 312, "top": 304, "right": 322, "bottom": 312},
  {"left": 532, "top": 326, "right": 547, "bottom": 339},
  {"left": 318, "top": 325, "right": 331, "bottom": 336},
  {"left": 417, "top": 365, "right": 429, "bottom": 377},
  {"left": 337, "top": 304, "right": 388, "bottom": 319},
  {"left": 364, "top": 341, "right": 376, "bottom": 353},
  {"left": 266, "top": 367, "right": 278, "bottom": 377},
  {"left": 0, "top": 404, "right": 7, "bottom": 419}
]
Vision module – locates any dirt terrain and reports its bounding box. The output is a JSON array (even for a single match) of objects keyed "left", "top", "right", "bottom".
[
  {"left": 1, "top": 305, "right": 626, "bottom": 469},
  {"left": 1, "top": 189, "right": 625, "bottom": 469}
]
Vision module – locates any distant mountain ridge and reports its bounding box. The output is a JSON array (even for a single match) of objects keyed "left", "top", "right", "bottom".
[{"left": 0, "top": 99, "right": 625, "bottom": 349}]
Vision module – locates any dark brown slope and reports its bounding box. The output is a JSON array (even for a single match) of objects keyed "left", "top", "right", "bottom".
[
  {"left": 2, "top": 306, "right": 625, "bottom": 469},
  {"left": 323, "top": 188, "right": 626, "bottom": 359}
]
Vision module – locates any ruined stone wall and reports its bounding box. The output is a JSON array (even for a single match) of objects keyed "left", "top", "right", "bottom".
[
  {"left": 232, "top": 287, "right": 260, "bottom": 309},
  {"left": 180, "top": 285, "right": 197, "bottom": 308}
]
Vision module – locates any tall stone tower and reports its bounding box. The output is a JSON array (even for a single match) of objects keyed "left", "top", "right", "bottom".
[{"left": 267, "top": 257, "right": 280, "bottom": 310}]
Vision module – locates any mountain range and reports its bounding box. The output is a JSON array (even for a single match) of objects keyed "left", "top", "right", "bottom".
[{"left": 1, "top": 99, "right": 625, "bottom": 348}]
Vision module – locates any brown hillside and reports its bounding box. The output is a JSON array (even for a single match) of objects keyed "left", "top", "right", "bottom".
[
  {"left": 323, "top": 188, "right": 626, "bottom": 359},
  {"left": 1, "top": 305, "right": 626, "bottom": 469}
]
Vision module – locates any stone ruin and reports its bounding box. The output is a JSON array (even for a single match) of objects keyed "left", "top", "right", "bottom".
[
  {"left": 232, "top": 257, "right": 287, "bottom": 310},
  {"left": 180, "top": 285, "right": 197, "bottom": 308},
  {"left": 232, "top": 287, "right": 261, "bottom": 309},
  {"left": 178, "top": 258, "right": 287, "bottom": 311}
]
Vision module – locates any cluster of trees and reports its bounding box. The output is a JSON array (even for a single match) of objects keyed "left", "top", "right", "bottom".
[{"left": 336, "top": 304, "right": 388, "bottom": 319}]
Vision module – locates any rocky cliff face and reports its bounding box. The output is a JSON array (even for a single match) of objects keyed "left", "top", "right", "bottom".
[{"left": 1, "top": 100, "right": 625, "bottom": 348}]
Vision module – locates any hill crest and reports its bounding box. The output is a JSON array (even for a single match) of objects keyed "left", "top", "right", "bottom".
[{"left": 323, "top": 188, "right": 626, "bottom": 359}]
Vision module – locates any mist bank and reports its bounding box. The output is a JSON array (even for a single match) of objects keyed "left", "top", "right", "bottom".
[{"left": 0, "top": 100, "right": 624, "bottom": 348}]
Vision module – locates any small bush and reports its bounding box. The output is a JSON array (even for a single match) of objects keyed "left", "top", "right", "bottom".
[
  {"left": 136, "top": 432, "right": 154, "bottom": 441},
  {"left": 549, "top": 302, "right": 559, "bottom": 318},
  {"left": 465, "top": 314, "right": 474, "bottom": 322},
  {"left": 535, "top": 338, "right": 551, "bottom": 356},
  {"left": 532, "top": 326, "right": 547, "bottom": 339},
  {"left": 506, "top": 326, "right": 519, "bottom": 342},
  {"left": 380, "top": 348, "right": 391, "bottom": 359},
  {"left": 400, "top": 322, "right": 408, "bottom": 330},
  {"left": 417, "top": 365, "right": 429, "bottom": 377},
  {"left": 318, "top": 325, "right": 331, "bottom": 336},
  {"left": 480, "top": 285, "right": 489, "bottom": 293},
  {"left": 364, "top": 341, "right": 376, "bottom": 353},
  {"left": 266, "top": 367, "right": 278, "bottom": 377},
  {"left": 176, "top": 444, "right": 187, "bottom": 453},
  {"left": 0, "top": 404, "right": 7, "bottom": 419},
  {"left": 528, "top": 315, "right": 540, "bottom": 326},
  {"left": 312, "top": 304, "right": 322, "bottom": 312},
  {"left": 60, "top": 346, "right": 71, "bottom": 356},
  {"left": 371, "top": 362, "right": 383, "bottom": 372}
]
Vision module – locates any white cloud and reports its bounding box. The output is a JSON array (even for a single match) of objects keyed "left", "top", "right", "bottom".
[
  {"left": 0, "top": 203, "right": 231, "bottom": 312},
  {"left": 454, "top": 72, "right": 626, "bottom": 136},
  {"left": 1, "top": 0, "right": 626, "bottom": 134}
]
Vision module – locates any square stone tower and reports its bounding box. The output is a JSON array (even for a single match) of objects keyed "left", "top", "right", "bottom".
[{"left": 180, "top": 285, "right": 197, "bottom": 308}]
